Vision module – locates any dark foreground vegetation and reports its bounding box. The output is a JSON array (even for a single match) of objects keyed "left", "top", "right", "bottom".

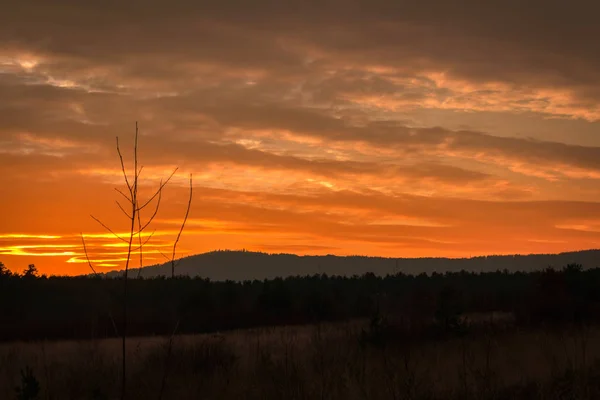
[
  {"left": 4, "top": 322, "right": 600, "bottom": 400},
  {"left": 3, "top": 261, "right": 600, "bottom": 399}
]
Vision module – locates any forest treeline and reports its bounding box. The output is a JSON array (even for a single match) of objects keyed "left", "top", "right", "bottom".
[{"left": 1, "top": 261, "right": 600, "bottom": 342}]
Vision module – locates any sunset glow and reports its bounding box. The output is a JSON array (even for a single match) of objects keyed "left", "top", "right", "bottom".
[{"left": 3, "top": 1, "right": 600, "bottom": 276}]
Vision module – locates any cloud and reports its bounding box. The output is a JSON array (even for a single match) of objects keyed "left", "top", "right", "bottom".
[
  {"left": 3, "top": 1, "right": 600, "bottom": 118},
  {"left": 3, "top": 0, "right": 600, "bottom": 274}
]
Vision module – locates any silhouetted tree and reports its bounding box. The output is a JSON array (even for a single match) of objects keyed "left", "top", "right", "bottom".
[
  {"left": 22, "top": 264, "right": 38, "bottom": 279},
  {"left": 0, "top": 261, "right": 11, "bottom": 278}
]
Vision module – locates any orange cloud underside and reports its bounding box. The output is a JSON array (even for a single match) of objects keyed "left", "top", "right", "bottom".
[{"left": 4, "top": 122, "right": 600, "bottom": 276}]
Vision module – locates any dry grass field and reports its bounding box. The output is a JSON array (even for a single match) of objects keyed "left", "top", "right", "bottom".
[{"left": 3, "top": 320, "right": 600, "bottom": 399}]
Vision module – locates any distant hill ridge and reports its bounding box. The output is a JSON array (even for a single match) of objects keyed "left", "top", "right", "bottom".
[{"left": 97, "top": 249, "right": 600, "bottom": 281}]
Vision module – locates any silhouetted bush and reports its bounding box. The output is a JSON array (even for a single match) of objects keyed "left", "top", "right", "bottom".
[{"left": 14, "top": 366, "right": 40, "bottom": 400}]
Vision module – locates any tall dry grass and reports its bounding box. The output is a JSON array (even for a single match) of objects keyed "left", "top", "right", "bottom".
[{"left": 2, "top": 321, "right": 600, "bottom": 399}]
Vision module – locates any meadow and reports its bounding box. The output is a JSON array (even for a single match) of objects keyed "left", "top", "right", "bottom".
[
  {"left": 3, "top": 319, "right": 600, "bottom": 399},
  {"left": 3, "top": 262, "right": 600, "bottom": 399}
]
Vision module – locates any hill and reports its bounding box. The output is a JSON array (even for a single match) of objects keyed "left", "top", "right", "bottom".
[{"left": 99, "top": 249, "right": 600, "bottom": 281}]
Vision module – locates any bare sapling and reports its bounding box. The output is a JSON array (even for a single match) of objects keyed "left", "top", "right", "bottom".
[{"left": 81, "top": 122, "right": 188, "bottom": 400}]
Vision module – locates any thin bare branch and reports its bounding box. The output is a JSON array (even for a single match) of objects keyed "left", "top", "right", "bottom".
[
  {"left": 90, "top": 215, "right": 128, "bottom": 243},
  {"left": 158, "top": 250, "right": 171, "bottom": 262},
  {"left": 134, "top": 122, "right": 139, "bottom": 180},
  {"left": 174, "top": 256, "right": 185, "bottom": 269},
  {"left": 135, "top": 182, "right": 163, "bottom": 235},
  {"left": 80, "top": 233, "right": 120, "bottom": 337},
  {"left": 137, "top": 168, "right": 178, "bottom": 211},
  {"left": 131, "top": 229, "right": 156, "bottom": 253},
  {"left": 171, "top": 173, "right": 193, "bottom": 278},
  {"left": 136, "top": 201, "right": 144, "bottom": 279},
  {"left": 116, "top": 200, "right": 132, "bottom": 219},
  {"left": 116, "top": 136, "right": 132, "bottom": 196},
  {"left": 157, "top": 319, "right": 181, "bottom": 400},
  {"left": 115, "top": 187, "right": 132, "bottom": 203},
  {"left": 80, "top": 233, "right": 98, "bottom": 276}
]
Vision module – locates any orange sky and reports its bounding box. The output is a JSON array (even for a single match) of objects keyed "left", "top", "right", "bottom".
[{"left": 3, "top": 1, "right": 600, "bottom": 276}]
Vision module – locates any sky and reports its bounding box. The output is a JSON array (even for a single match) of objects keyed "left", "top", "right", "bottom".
[{"left": 3, "top": 1, "right": 600, "bottom": 276}]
